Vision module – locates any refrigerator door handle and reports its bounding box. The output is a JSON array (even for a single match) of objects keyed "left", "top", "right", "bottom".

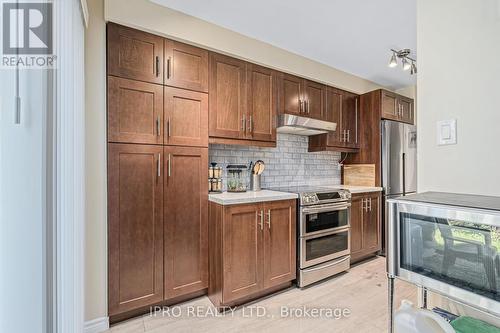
[{"left": 402, "top": 152, "right": 406, "bottom": 195}]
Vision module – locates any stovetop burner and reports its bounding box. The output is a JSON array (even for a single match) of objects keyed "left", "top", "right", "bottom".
[{"left": 269, "top": 186, "right": 351, "bottom": 206}]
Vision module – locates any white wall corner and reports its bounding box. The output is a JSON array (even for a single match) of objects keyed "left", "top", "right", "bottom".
[{"left": 84, "top": 317, "right": 109, "bottom": 333}]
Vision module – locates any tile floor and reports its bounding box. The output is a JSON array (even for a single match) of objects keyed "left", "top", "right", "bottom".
[{"left": 106, "top": 257, "right": 417, "bottom": 333}]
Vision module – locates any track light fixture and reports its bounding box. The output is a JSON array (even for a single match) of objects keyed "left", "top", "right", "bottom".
[{"left": 388, "top": 48, "right": 417, "bottom": 75}]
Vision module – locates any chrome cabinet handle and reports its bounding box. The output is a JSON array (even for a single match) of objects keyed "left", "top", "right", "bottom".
[
  {"left": 347, "top": 130, "right": 350, "bottom": 143},
  {"left": 241, "top": 116, "right": 246, "bottom": 132},
  {"left": 168, "top": 153, "right": 171, "bottom": 177},
  {"left": 157, "top": 153, "right": 161, "bottom": 178},
  {"left": 266, "top": 209, "right": 271, "bottom": 229},
  {"left": 167, "top": 57, "right": 171, "bottom": 78},
  {"left": 361, "top": 199, "right": 365, "bottom": 211},
  {"left": 299, "top": 100, "right": 304, "bottom": 113},
  {"left": 155, "top": 56, "right": 160, "bottom": 77},
  {"left": 167, "top": 118, "right": 171, "bottom": 137},
  {"left": 248, "top": 115, "right": 252, "bottom": 132},
  {"left": 257, "top": 210, "right": 264, "bottom": 230},
  {"left": 156, "top": 116, "right": 160, "bottom": 136},
  {"left": 305, "top": 100, "right": 309, "bottom": 114},
  {"left": 369, "top": 198, "right": 373, "bottom": 212}
]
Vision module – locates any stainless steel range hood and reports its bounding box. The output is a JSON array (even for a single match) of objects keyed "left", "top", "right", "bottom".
[{"left": 277, "top": 114, "right": 337, "bottom": 136}]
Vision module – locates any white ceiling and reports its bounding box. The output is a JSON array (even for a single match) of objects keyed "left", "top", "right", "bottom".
[{"left": 151, "top": 0, "right": 416, "bottom": 89}]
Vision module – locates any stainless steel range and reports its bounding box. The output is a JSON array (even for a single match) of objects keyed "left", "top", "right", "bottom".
[{"left": 272, "top": 186, "right": 352, "bottom": 287}]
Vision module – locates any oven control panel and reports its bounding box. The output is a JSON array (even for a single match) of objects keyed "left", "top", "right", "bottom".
[
  {"left": 300, "top": 189, "right": 351, "bottom": 205},
  {"left": 301, "top": 193, "right": 319, "bottom": 205}
]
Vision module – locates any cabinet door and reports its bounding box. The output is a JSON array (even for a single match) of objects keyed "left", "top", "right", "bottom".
[
  {"left": 108, "top": 143, "right": 163, "bottom": 316},
  {"left": 107, "top": 23, "right": 163, "bottom": 84},
  {"left": 362, "top": 195, "right": 381, "bottom": 252},
  {"left": 164, "top": 146, "right": 208, "bottom": 299},
  {"left": 247, "top": 64, "right": 277, "bottom": 142},
  {"left": 164, "top": 87, "right": 208, "bottom": 147},
  {"left": 165, "top": 40, "right": 208, "bottom": 92},
  {"left": 350, "top": 196, "right": 363, "bottom": 255},
  {"left": 381, "top": 90, "right": 398, "bottom": 120},
  {"left": 342, "top": 93, "right": 359, "bottom": 148},
  {"left": 222, "top": 204, "right": 263, "bottom": 303},
  {"left": 279, "top": 73, "right": 303, "bottom": 116},
  {"left": 209, "top": 53, "right": 247, "bottom": 139},
  {"left": 303, "top": 80, "right": 325, "bottom": 120},
  {"left": 399, "top": 97, "right": 414, "bottom": 124},
  {"left": 325, "top": 87, "right": 343, "bottom": 146},
  {"left": 107, "top": 76, "right": 163, "bottom": 144},
  {"left": 263, "top": 200, "right": 296, "bottom": 288}
]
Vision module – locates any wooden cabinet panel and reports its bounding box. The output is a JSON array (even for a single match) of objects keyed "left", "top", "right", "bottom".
[
  {"left": 107, "top": 23, "right": 163, "bottom": 84},
  {"left": 362, "top": 195, "right": 381, "bottom": 252},
  {"left": 209, "top": 53, "right": 247, "bottom": 139},
  {"left": 303, "top": 80, "right": 325, "bottom": 120},
  {"left": 222, "top": 204, "right": 263, "bottom": 303},
  {"left": 164, "top": 87, "right": 208, "bottom": 147},
  {"left": 350, "top": 196, "right": 363, "bottom": 255},
  {"left": 381, "top": 90, "right": 398, "bottom": 120},
  {"left": 263, "top": 200, "right": 296, "bottom": 288},
  {"left": 325, "top": 88, "right": 343, "bottom": 146},
  {"left": 342, "top": 93, "right": 359, "bottom": 148},
  {"left": 247, "top": 64, "right": 277, "bottom": 142},
  {"left": 399, "top": 97, "right": 414, "bottom": 124},
  {"left": 108, "top": 143, "right": 164, "bottom": 316},
  {"left": 279, "top": 73, "right": 303, "bottom": 116},
  {"left": 164, "top": 146, "right": 208, "bottom": 299},
  {"left": 107, "top": 76, "right": 163, "bottom": 144},
  {"left": 165, "top": 40, "right": 208, "bottom": 92}
]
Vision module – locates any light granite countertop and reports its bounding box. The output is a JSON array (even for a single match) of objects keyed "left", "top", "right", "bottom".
[
  {"left": 325, "top": 185, "right": 383, "bottom": 193},
  {"left": 209, "top": 190, "right": 298, "bottom": 205}
]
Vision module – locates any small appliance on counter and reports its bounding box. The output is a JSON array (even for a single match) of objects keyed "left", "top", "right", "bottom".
[
  {"left": 249, "top": 160, "right": 265, "bottom": 191},
  {"left": 208, "top": 162, "right": 223, "bottom": 193},
  {"left": 226, "top": 164, "right": 248, "bottom": 192}
]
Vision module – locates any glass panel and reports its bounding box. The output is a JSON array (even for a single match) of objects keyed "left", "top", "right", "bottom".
[
  {"left": 306, "top": 231, "right": 348, "bottom": 261},
  {"left": 400, "top": 213, "right": 500, "bottom": 301},
  {"left": 306, "top": 209, "right": 349, "bottom": 233}
]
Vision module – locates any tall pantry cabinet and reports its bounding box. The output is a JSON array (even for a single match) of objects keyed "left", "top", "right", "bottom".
[{"left": 106, "top": 23, "right": 208, "bottom": 320}]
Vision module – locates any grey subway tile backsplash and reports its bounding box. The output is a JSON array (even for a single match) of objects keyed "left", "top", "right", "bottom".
[{"left": 209, "top": 133, "right": 342, "bottom": 190}]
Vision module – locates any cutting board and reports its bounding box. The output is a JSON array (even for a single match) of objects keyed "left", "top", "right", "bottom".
[{"left": 343, "top": 164, "right": 376, "bottom": 187}]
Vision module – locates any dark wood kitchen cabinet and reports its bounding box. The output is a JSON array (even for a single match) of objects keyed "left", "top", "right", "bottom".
[
  {"left": 308, "top": 90, "right": 360, "bottom": 152},
  {"left": 108, "top": 143, "right": 164, "bottom": 316},
  {"left": 164, "top": 40, "right": 208, "bottom": 92},
  {"left": 209, "top": 54, "right": 277, "bottom": 146},
  {"left": 164, "top": 146, "right": 208, "bottom": 299},
  {"left": 208, "top": 53, "right": 247, "bottom": 140},
  {"left": 380, "top": 89, "right": 414, "bottom": 124},
  {"left": 246, "top": 64, "right": 277, "bottom": 142},
  {"left": 107, "top": 23, "right": 164, "bottom": 84},
  {"left": 278, "top": 74, "right": 325, "bottom": 120},
  {"left": 164, "top": 87, "right": 208, "bottom": 147},
  {"left": 350, "top": 192, "right": 381, "bottom": 263},
  {"left": 208, "top": 200, "right": 296, "bottom": 307},
  {"left": 107, "top": 76, "right": 163, "bottom": 144}
]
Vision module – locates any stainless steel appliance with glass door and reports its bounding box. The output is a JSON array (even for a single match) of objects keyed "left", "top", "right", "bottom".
[
  {"left": 387, "top": 192, "right": 500, "bottom": 332},
  {"left": 381, "top": 120, "right": 417, "bottom": 254},
  {"left": 272, "top": 186, "right": 352, "bottom": 287}
]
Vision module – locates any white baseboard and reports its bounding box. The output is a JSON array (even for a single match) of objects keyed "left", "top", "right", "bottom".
[{"left": 84, "top": 317, "right": 109, "bottom": 333}]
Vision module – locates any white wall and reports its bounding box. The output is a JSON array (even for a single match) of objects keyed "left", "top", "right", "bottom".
[{"left": 417, "top": 0, "right": 500, "bottom": 196}]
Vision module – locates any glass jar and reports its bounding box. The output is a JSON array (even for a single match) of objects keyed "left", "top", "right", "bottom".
[{"left": 226, "top": 165, "right": 248, "bottom": 192}]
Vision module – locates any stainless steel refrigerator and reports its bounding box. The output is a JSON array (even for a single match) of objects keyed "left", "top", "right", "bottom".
[{"left": 380, "top": 120, "right": 417, "bottom": 254}]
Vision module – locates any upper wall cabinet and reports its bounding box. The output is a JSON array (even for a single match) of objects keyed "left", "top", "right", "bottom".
[
  {"left": 208, "top": 53, "right": 247, "bottom": 140},
  {"left": 246, "top": 64, "right": 277, "bottom": 142},
  {"left": 278, "top": 74, "right": 326, "bottom": 120},
  {"left": 107, "top": 76, "right": 163, "bottom": 144},
  {"left": 164, "top": 40, "right": 209, "bottom": 92},
  {"left": 107, "top": 23, "right": 164, "bottom": 84},
  {"left": 308, "top": 90, "right": 360, "bottom": 152},
  {"left": 380, "top": 89, "right": 414, "bottom": 124}
]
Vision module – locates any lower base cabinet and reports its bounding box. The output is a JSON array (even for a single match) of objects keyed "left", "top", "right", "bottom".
[
  {"left": 108, "top": 143, "right": 208, "bottom": 319},
  {"left": 208, "top": 200, "right": 296, "bottom": 307},
  {"left": 350, "top": 192, "right": 381, "bottom": 263}
]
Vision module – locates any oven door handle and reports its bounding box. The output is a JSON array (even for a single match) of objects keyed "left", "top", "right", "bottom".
[
  {"left": 302, "top": 256, "right": 350, "bottom": 272},
  {"left": 302, "top": 203, "right": 351, "bottom": 214}
]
